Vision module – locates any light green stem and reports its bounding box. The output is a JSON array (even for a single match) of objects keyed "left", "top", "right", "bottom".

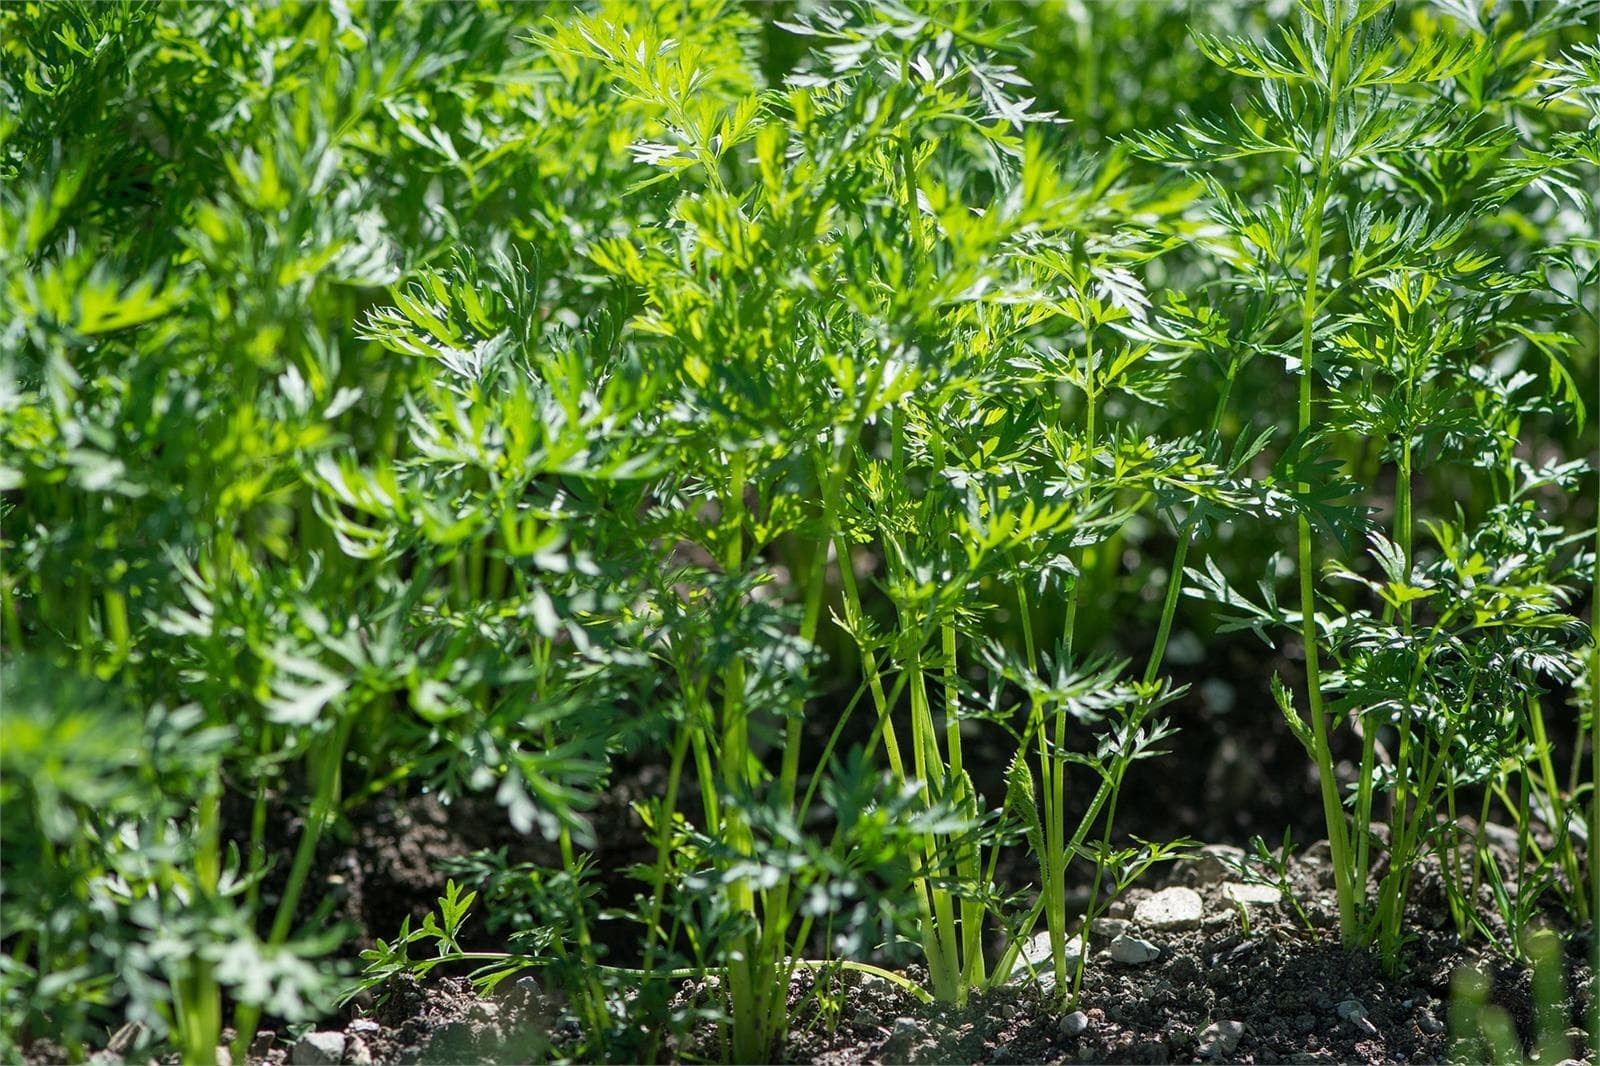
[
  {"left": 233, "top": 713, "right": 355, "bottom": 1061},
  {"left": 1295, "top": 7, "right": 1358, "bottom": 945}
]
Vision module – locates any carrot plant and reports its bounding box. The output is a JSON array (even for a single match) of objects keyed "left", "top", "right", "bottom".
[
  {"left": 1129, "top": 0, "right": 1596, "bottom": 966},
  {"left": 3, "top": 1, "right": 1594, "bottom": 1063}
]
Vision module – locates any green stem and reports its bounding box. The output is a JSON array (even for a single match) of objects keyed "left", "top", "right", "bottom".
[
  {"left": 1062, "top": 325, "right": 1097, "bottom": 658},
  {"left": 103, "top": 588, "right": 130, "bottom": 663},
  {"left": 179, "top": 773, "right": 224, "bottom": 1066},
  {"left": 755, "top": 447, "right": 859, "bottom": 1001},
  {"left": 906, "top": 637, "right": 960, "bottom": 1002},
  {"left": 836, "top": 535, "right": 905, "bottom": 780},
  {"left": 836, "top": 536, "right": 950, "bottom": 1000},
  {"left": 1015, "top": 573, "right": 1038, "bottom": 674},
  {"left": 1469, "top": 785, "right": 1493, "bottom": 926},
  {"left": 244, "top": 725, "right": 273, "bottom": 913},
  {"left": 556, "top": 824, "right": 609, "bottom": 1041},
  {"left": 1076, "top": 2, "right": 1098, "bottom": 134},
  {"left": 1526, "top": 692, "right": 1587, "bottom": 922},
  {"left": 1441, "top": 781, "right": 1470, "bottom": 937},
  {"left": 1295, "top": 7, "right": 1357, "bottom": 945},
  {"left": 1071, "top": 782, "right": 1124, "bottom": 1008},
  {"left": 717, "top": 448, "right": 767, "bottom": 1064},
  {"left": 943, "top": 618, "right": 984, "bottom": 991},
  {"left": 232, "top": 712, "right": 356, "bottom": 1062},
  {"left": 641, "top": 727, "right": 691, "bottom": 974},
  {"left": 901, "top": 129, "right": 924, "bottom": 261},
  {"left": 1141, "top": 360, "right": 1239, "bottom": 686}
]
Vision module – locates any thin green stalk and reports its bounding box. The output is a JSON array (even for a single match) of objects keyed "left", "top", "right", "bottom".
[
  {"left": 1470, "top": 785, "right": 1493, "bottom": 922},
  {"left": 1030, "top": 697, "right": 1061, "bottom": 985},
  {"left": 877, "top": 379, "right": 965, "bottom": 1001},
  {"left": 244, "top": 725, "right": 273, "bottom": 913},
  {"left": 1061, "top": 324, "right": 1097, "bottom": 659},
  {"left": 555, "top": 824, "right": 609, "bottom": 1041},
  {"left": 795, "top": 680, "right": 870, "bottom": 823},
  {"left": 641, "top": 727, "right": 691, "bottom": 974},
  {"left": 178, "top": 772, "right": 224, "bottom": 1066},
  {"left": 1295, "top": 7, "right": 1358, "bottom": 945},
  {"left": 1525, "top": 693, "right": 1587, "bottom": 922},
  {"left": 1489, "top": 779, "right": 1549, "bottom": 867},
  {"left": 1375, "top": 727, "right": 1417, "bottom": 965},
  {"left": 1375, "top": 708, "right": 1459, "bottom": 963},
  {"left": 1047, "top": 695, "right": 1070, "bottom": 985},
  {"left": 943, "top": 618, "right": 985, "bottom": 991},
  {"left": 103, "top": 588, "right": 130, "bottom": 664},
  {"left": 74, "top": 573, "right": 91, "bottom": 674},
  {"left": 753, "top": 445, "right": 858, "bottom": 1032},
  {"left": 906, "top": 641, "right": 961, "bottom": 1002},
  {"left": 690, "top": 714, "right": 721, "bottom": 835},
  {"left": 1142, "top": 358, "right": 1238, "bottom": 686},
  {"left": 1075, "top": 2, "right": 1098, "bottom": 134},
  {"left": 1441, "top": 781, "right": 1470, "bottom": 937},
  {"left": 1070, "top": 780, "right": 1123, "bottom": 1008},
  {"left": 1015, "top": 573, "right": 1038, "bottom": 674},
  {"left": 835, "top": 535, "right": 949, "bottom": 999},
  {"left": 902, "top": 136, "right": 1014, "bottom": 997},
  {"left": 1362, "top": 431, "right": 1414, "bottom": 921},
  {"left": 1353, "top": 724, "right": 1377, "bottom": 908},
  {"left": 835, "top": 535, "right": 905, "bottom": 781},
  {"left": 232, "top": 712, "right": 356, "bottom": 1062},
  {"left": 716, "top": 448, "right": 767, "bottom": 1064},
  {"left": 901, "top": 128, "right": 924, "bottom": 262},
  {"left": 1042, "top": 316, "right": 1102, "bottom": 992}
]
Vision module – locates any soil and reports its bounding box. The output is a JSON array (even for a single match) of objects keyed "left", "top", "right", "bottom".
[{"left": 230, "top": 835, "right": 1594, "bottom": 1065}]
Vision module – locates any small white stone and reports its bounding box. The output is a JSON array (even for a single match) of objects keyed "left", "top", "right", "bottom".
[
  {"left": 289, "top": 1032, "right": 346, "bottom": 1066},
  {"left": 1109, "top": 933, "right": 1161, "bottom": 965},
  {"left": 1089, "top": 917, "right": 1129, "bottom": 940},
  {"left": 1010, "top": 931, "right": 1084, "bottom": 992},
  {"left": 1222, "top": 882, "right": 1281, "bottom": 906},
  {"left": 1198, "top": 1020, "right": 1245, "bottom": 1057},
  {"left": 1060, "top": 1011, "right": 1090, "bottom": 1038},
  {"left": 1134, "top": 887, "right": 1204, "bottom": 931}
]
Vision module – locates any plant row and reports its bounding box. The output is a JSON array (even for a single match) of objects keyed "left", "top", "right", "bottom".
[{"left": 1, "top": 1, "right": 1596, "bottom": 1062}]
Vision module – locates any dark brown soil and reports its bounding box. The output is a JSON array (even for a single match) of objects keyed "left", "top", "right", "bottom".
[{"left": 258, "top": 842, "right": 1594, "bottom": 1065}]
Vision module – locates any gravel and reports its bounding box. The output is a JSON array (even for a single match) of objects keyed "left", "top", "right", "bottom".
[
  {"left": 1134, "top": 887, "right": 1204, "bottom": 931},
  {"left": 1110, "top": 934, "right": 1162, "bottom": 965},
  {"left": 289, "top": 1031, "right": 346, "bottom": 1066},
  {"left": 1198, "top": 1019, "right": 1246, "bottom": 1057}
]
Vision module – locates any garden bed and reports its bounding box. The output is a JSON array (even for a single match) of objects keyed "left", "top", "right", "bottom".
[
  {"left": 4, "top": 2, "right": 1596, "bottom": 1064},
  {"left": 224, "top": 831, "right": 1594, "bottom": 1066}
]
